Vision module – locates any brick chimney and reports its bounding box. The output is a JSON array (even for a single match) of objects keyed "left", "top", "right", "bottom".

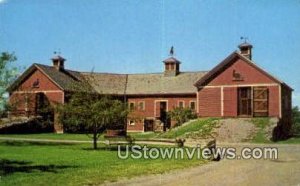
[
  {"left": 238, "top": 42, "right": 253, "bottom": 60},
  {"left": 51, "top": 55, "right": 65, "bottom": 71}
]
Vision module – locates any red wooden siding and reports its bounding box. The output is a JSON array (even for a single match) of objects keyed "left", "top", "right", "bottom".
[
  {"left": 9, "top": 68, "right": 64, "bottom": 115},
  {"left": 208, "top": 58, "right": 276, "bottom": 86},
  {"left": 17, "top": 69, "right": 61, "bottom": 91},
  {"left": 223, "top": 87, "right": 237, "bottom": 117},
  {"left": 268, "top": 86, "right": 280, "bottom": 117},
  {"left": 197, "top": 57, "right": 282, "bottom": 118},
  {"left": 126, "top": 95, "right": 196, "bottom": 132},
  {"left": 198, "top": 88, "right": 221, "bottom": 117}
]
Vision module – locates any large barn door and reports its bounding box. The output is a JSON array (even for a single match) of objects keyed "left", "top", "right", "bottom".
[
  {"left": 238, "top": 87, "right": 252, "bottom": 116},
  {"left": 253, "top": 87, "right": 268, "bottom": 117}
]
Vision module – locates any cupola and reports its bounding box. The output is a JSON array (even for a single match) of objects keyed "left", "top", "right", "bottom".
[
  {"left": 163, "top": 46, "right": 181, "bottom": 77},
  {"left": 51, "top": 55, "right": 65, "bottom": 71}
]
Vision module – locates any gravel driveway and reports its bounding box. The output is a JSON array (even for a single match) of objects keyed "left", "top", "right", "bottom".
[{"left": 104, "top": 144, "right": 300, "bottom": 186}]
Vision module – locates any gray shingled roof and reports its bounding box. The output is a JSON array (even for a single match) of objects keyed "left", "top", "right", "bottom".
[
  {"left": 81, "top": 71, "right": 207, "bottom": 95},
  {"left": 8, "top": 63, "right": 207, "bottom": 95},
  {"left": 7, "top": 64, "right": 85, "bottom": 92},
  {"left": 125, "top": 72, "right": 206, "bottom": 95},
  {"left": 35, "top": 64, "right": 84, "bottom": 91},
  {"left": 80, "top": 73, "right": 127, "bottom": 94}
]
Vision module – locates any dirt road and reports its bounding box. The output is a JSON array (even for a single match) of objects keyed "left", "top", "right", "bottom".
[{"left": 104, "top": 144, "right": 300, "bottom": 186}]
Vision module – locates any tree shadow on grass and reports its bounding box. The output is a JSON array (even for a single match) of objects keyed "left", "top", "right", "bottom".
[
  {"left": 0, "top": 141, "right": 76, "bottom": 147},
  {"left": 0, "top": 159, "right": 78, "bottom": 176}
]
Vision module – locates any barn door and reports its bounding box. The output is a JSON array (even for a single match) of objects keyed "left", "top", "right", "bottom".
[
  {"left": 253, "top": 87, "right": 268, "bottom": 117},
  {"left": 238, "top": 87, "right": 252, "bottom": 116},
  {"left": 155, "top": 101, "right": 161, "bottom": 118}
]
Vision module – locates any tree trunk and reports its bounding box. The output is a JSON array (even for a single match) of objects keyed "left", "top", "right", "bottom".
[{"left": 93, "top": 126, "right": 97, "bottom": 149}]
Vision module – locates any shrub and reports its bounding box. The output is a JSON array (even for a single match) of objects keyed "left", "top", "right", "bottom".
[{"left": 168, "top": 107, "right": 197, "bottom": 127}]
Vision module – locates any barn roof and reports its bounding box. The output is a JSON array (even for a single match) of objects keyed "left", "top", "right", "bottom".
[
  {"left": 7, "top": 64, "right": 85, "bottom": 92},
  {"left": 126, "top": 72, "right": 206, "bottom": 95},
  {"left": 8, "top": 50, "right": 292, "bottom": 94},
  {"left": 8, "top": 63, "right": 207, "bottom": 95},
  {"left": 81, "top": 71, "right": 207, "bottom": 95}
]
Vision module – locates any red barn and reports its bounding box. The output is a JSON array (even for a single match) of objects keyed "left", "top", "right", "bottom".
[{"left": 7, "top": 42, "right": 293, "bottom": 136}]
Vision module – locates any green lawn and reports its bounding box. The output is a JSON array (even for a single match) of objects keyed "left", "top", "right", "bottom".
[
  {"left": 129, "top": 118, "right": 218, "bottom": 139},
  {"left": 160, "top": 118, "right": 218, "bottom": 139},
  {"left": 0, "top": 141, "right": 206, "bottom": 186},
  {"left": 0, "top": 133, "right": 94, "bottom": 141}
]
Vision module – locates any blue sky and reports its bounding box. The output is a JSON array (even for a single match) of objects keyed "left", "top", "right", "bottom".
[{"left": 1, "top": 0, "right": 300, "bottom": 106}]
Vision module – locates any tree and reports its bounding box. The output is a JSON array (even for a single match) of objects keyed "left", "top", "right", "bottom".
[
  {"left": 292, "top": 106, "right": 300, "bottom": 135},
  {"left": 0, "top": 52, "right": 18, "bottom": 115},
  {"left": 57, "top": 87, "right": 129, "bottom": 149},
  {"left": 168, "top": 107, "right": 197, "bottom": 127}
]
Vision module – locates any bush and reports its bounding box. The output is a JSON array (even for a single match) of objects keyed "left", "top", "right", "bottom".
[{"left": 168, "top": 107, "right": 197, "bottom": 127}]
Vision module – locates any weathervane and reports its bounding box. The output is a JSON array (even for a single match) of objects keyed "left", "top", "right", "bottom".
[
  {"left": 240, "top": 37, "right": 248, "bottom": 43},
  {"left": 53, "top": 49, "right": 61, "bottom": 55},
  {"left": 169, "top": 46, "right": 174, "bottom": 56}
]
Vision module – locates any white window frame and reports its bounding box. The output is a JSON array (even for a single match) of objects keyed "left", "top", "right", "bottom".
[
  {"left": 178, "top": 100, "right": 185, "bottom": 108},
  {"left": 189, "top": 101, "right": 196, "bottom": 110},
  {"left": 129, "top": 101, "right": 135, "bottom": 110},
  {"left": 128, "top": 120, "right": 135, "bottom": 126},
  {"left": 138, "top": 101, "right": 145, "bottom": 111}
]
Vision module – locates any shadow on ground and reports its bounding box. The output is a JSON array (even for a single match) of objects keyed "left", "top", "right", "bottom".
[
  {"left": 0, "top": 141, "right": 76, "bottom": 147},
  {"left": 0, "top": 159, "right": 78, "bottom": 176}
]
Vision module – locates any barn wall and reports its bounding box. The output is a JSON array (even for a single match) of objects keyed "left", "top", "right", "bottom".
[
  {"left": 17, "top": 69, "right": 61, "bottom": 91},
  {"left": 223, "top": 87, "right": 238, "bottom": 117},
  {"left": 197, "top": 57, "right": 283, "bottom": 118},
  {"left": 198, "top": 87, "right": 221, "bottom": 117},
  {"left": 9, "top": 68, "right": 64, "bottom": 133},
  {"left": 9, "top": 69, "right": 64, "bottom": 114},
  {"left": 207, "top": 58, "right": 276, "bottom": 86},
  {"left": 126, "top": 95, "right": 197, "bottom": 132},
  {"left": 268, "top": 86, "right": 280, "bottom": 117}
]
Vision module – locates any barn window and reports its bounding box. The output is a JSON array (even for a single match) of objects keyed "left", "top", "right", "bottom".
[
  {"left": 138, "top": 101, "right": 145, "bottom": 111},
  {"left": 129, "top": 102, "right": 135, "bottom": 110},
  {"left": 178, "top": 101, "right": 185, "bottom": 108},
  {"left": 190, "top": 101, "right": 196, "bottom": 110}
]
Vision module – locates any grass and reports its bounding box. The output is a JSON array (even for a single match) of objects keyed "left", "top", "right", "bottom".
[
  {"left": 128, "top": 118, "right": 219, "bottom": 140},
  {"left": 276, "top": 136, "right": 300, "bottom": 144},
  {"left": 0, "top": 141, "right": 206, "bottom": 186},
  {"left": 0, "top": 133, "right": 95, "bottom": 141},
  {"left": 160, "top": 118, "right": 218, "bottom": 139},
  {"left": 128, "top": 132, "right": 161, "bottom": 140},
  {"left": 251, "top": 118, "right": 271, "bottom": 143},
  {"left": 0, "top": 118, "right": 218, "bottom": 142}
]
